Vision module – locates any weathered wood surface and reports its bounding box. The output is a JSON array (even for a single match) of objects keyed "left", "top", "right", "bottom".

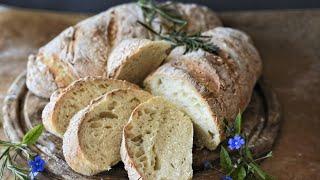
[{"left": 0, "top": 6, "right": 319, "bottom": 179}]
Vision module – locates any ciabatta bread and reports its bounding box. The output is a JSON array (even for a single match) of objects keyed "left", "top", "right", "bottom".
[
  {"left": 107, "top": 38, "right": 171, "bottom": 84},
  {"left": 144, "top": 27, "right": 262, "bottom": 150},
  {"left": 121, "top": 97, "right": 193, "bottom": 180},
  {"left": 26, "top": 2, "right": 222, "bottom": 98},
  {"left": 63, "top": 88, "right": 152, "bottom": 176},
  {"left": 42, "top": 77, "right": 139, "bottom": 137}
]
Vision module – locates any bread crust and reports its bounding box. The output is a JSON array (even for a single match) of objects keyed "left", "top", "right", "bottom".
[
  {"left": 62, "top": 108, "right": 95, "bottom": 175},
  {"left": 26, "top": 55, "right": 58, "bottom": 98},
  {"left": 120, "top": 130, "right": 144, "bottom": 180},
  {"left": 121, "top": 97, "right": 193, "bottom": 180},
  {"left": 63, "top": 88, "right": 152, "bottom": 176},
  {"left": 144, "top": 27, "right": 262, "bottom": 150},
  {"left": 26, "top": 2, "right": 222, "bottom": 98},
  {"left": 175, "top": 3, "right": 223, "bottom": 33}
]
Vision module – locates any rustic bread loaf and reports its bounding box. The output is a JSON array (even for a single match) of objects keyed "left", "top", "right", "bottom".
[
  {"left": 26, "top": 2, "right": 222, "bottom": 98},
  {"left": 63, "top": 88, "right": 152, "bottom": 176},
  {"left": 26, "top": 55, "right": 58, "bottom": 98},
  {"left": 26, "top": 3, "right": 149, "bottom": 98},
  {"left": 144, "top": 27, "right": 262, "bottom": 150},
  {"left": 153, "top": 3, "right": 222, "bottom": 34},
  {"left": 121, "top": 97, "right": 193, "bottom": 180},
  {"left": 42, "top": 77, "right": 139, "bottom": 138},
  {"left": 107, "top": 38, "right": 171, "bottom": 84}
]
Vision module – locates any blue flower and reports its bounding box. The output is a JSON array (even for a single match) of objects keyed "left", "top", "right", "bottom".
[
  {"left": 228, "top": 135, "right": 245, "bottom": 150},
  {"left": 28, "top": 155, "right": 45, "bottom": 178},
  {"left": 222, "top": 175, "right": 233, "bottom": 180}
]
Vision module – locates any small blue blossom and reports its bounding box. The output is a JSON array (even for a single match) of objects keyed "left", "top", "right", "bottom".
[
  {"left": 28, "top": 155, "right": 45, "bottom": 179},
  {"left": 228, "top": 135, "right": 245, "bottom": 150},
  {"left": 222, "top": 175, "right": 233, "bottom": 180}
]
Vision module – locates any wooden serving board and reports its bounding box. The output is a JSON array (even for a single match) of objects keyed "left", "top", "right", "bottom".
[{"left": 2, "top": 72, "right": 281, "bottom": 179}]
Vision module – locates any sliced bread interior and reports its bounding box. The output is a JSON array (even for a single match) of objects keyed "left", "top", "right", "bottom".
[
  {"left": 107, "top": 38, "right": 171, "bottom": 84},
  {"left": 42, "top": 77, "right": 139, "bottom": 137},
  {"left": 144, "top": 27, "right": 262, "bottom": 150},
  {"left": 121, "top": 97, "right": 193, "bottom": 180},
  {"left": 144, "top": 63, "right": 222, "bottom": 150},
  {"left": 63, "top": 88, "right": 152, "bottom": 176}
]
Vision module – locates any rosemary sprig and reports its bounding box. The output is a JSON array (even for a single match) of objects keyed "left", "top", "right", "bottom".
[
  {"left": 218, "top": 112, "right": 273, "bottom": 180},
  {"left": 137, "top": 21, "right": 220, "bottom": 55},
  {"left": 0, "top": 124, "right": 45, "bottom": 180},
  {"left": 137, "top": 0, "right": 187, "bottom": 28}
]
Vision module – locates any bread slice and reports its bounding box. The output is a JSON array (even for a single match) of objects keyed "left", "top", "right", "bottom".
[
  {"left": 42, "top": 77, "right": 139, "bottom": 138},
  {"left": 121, "top": 97, "right": 193, "bottom": 180},
  {"left": 63, "top": 88, "right": 152, "bottom": 176},
  {"left": 107, "top": 38, "right": 171, "bottom": 84},
  {"left": 144, "top": 27, "right": 262, "bottom": 150}
]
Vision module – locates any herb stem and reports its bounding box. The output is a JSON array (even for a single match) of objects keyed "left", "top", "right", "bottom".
[{"left": 254, "top": 153, "right": 273, "bottom": 162}]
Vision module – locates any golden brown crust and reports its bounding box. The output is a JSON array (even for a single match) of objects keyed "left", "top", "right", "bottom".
[
  {"left": 120, "top": 125, "right": 144, "bottom": 180},
  {"left": 144, "top": 27, "right": 262, "bottom": 150},
  {"left": 26, "top": 2, "right": 223, "bottom": 98},
  {"left": 63, "top": 88, "right": 152, "bottom": 176}
]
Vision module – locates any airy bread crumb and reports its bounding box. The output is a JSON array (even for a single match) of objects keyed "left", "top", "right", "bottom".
[{"left": 121, "top": 97, "right": 193, "bottom": 180}]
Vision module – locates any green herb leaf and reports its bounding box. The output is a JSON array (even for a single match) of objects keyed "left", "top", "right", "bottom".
[
  {"left": 235, "top": 111, "right": 242, "bottom": 135},
  {"left": 137, "top": 21, "right": 220, "bottom": 55},
  {"left": 233, "top": 166, "right": 246, "bottom": 180},
  {"left": 244, "top": 146, "right": 254, "bottom": 161},
  {"left": 138, "top": 0, "right": 187, "bottom": 28},
  {"left": 22, "top": 124, "right": 44, "bottom": 145},
  {"left": 254, "top": 151, "right": 273, "bottom": 162},
  {"left": 249, "top": 162, "right": 268, "bottom": 180},
  {"left": 265, "top": 151, "right": 273, "bottom": 158},
  {"left": 220, "top": 146, "right": 233, "bottom": 173}
]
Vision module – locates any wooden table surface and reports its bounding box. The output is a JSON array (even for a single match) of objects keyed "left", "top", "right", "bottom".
[{"left": 0, "top": 7, "right": 319, "bottom": 179}]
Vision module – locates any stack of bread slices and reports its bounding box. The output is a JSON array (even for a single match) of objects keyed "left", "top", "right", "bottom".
[{"left": 29, "top": 2, "right": 262, "bottom": 179}]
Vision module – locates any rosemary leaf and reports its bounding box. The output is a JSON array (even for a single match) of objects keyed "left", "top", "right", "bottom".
[
  {"left": 0, "top": 155, "right": 8, "bottom": 179},
  {"left": 0, "top": 124, "right": 45, "bottom": 179},
  {"left": 137, "top": 21, "right": 219, "bottom": 55},
  {"left": 137, "top": 0, "right": 187, "bottom": 27}
]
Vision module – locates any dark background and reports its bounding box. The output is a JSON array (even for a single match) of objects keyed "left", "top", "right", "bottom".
[{"left": 1, "top": 0, "right": 320, "bottom": 12}]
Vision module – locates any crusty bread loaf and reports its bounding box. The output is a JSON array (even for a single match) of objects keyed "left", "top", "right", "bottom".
[
  {"left": 63, "top": 88, "right": 152, "bottom": 176},
  {"left": 177, "top": 3, "right": 222, "bottom": 33},
  {"left": 26, "top": 3, "right": 149, "bottom": 98},
  {"left": 153, "top": 3, "right": 222, "bottom": 34},
  {"left": 26, "top": 2, "right": 222, "bottom": 98},
  {"left": 42, "top": 77, "right": 139, "bottom": 138},
  {"left": 144, "top": 27, "right": 262, "bottom": 150},
  {"left": 121, "top": 97, "right": 193, "bottom": 180},
  {"left": 107, "top": 38, "right": 171, "bottom": 84},
  {"left": 26, "top": 55, "right": 59, "bottom": 98}
]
